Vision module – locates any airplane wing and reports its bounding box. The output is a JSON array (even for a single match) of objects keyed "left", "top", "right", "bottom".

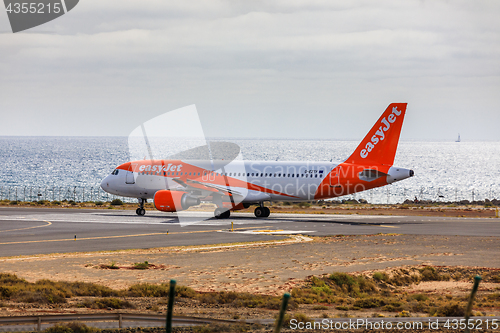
[{"left": 171, "top": 178, "right": 243, "bottom": 198}]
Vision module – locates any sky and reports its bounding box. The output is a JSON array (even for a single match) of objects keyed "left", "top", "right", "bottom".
[{"left": 0, "top": 0, "right": 499, "bottom": 140}]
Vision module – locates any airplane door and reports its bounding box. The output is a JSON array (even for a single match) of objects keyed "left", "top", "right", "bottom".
[{"left": 125, "top": 163, "right": 137, "bottom": 184}]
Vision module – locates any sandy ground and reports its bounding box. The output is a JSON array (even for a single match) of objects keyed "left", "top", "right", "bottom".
[{"left": 1, "top": 234, "right": 499, "bottom": 294}]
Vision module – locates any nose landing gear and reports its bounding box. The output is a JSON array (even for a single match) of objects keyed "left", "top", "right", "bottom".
[{"left": 136, "top": 198, "right": 146, "bottom": 216}]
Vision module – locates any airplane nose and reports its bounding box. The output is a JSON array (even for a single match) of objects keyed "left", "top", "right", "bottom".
[
  {"left": 409, "top": 170, "right": 414, "bottom": 177},
  {"left": 100, "top": 176, "right": 108, "bottom": 191}
]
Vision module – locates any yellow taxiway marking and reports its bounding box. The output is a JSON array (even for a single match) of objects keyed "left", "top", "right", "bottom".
[
  {"left": 0, "top": 220, "right": 52, "bottom": 233},
  {"left": 0, "top": 225, "right": 271, "bottom": 245},
  {"left": 359, "top": 223, "right": 399, "bottom": 228},
  {"left": 253, "top": 229, "right": 284, "bottom": 232}
]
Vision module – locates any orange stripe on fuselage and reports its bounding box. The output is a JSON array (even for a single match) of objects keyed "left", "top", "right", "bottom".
[{"left": 117, "top": 160, "right": 299, "bottom": 199}]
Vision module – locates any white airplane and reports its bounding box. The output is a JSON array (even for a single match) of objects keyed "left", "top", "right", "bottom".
[{"left": 100, "top": 103, "right": 413, "bottom": 219}]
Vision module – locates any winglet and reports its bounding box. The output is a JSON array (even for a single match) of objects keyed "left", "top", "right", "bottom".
[{"left": 345, "top": 103, "right": 407, "bottom": 166}]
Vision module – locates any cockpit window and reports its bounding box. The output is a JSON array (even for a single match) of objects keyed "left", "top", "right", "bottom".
[{"left": 111, "top": 169, "right": 119, "bottom": 175}]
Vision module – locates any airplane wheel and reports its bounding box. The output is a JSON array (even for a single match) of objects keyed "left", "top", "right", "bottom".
[
  {"left": 136, "top": 208, "right": 140, "bottom": 215},
  {"left": 214, "top": 208, "right": 230, "bottom": 219},
  {"left": 263, "top": 207, "right": 271, "bottom": 217},
  {"left": 137, "top": 208, "right": 145, "bottom": 216},
  {"left": 254, "top": 207, "right": 265, "bottom": 218}
]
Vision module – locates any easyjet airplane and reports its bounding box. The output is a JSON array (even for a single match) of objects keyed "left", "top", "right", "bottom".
[{"left": 100, "top": 103, "right": 414, "bottom": 219}]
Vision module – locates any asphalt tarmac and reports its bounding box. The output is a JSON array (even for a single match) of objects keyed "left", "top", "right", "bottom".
[{"left": 1, "top": 207, "right": 499, "bottom": 257}]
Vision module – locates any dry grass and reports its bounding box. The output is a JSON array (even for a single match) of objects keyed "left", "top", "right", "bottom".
[
  {"left": 78, "top": 298, "right": 135, "bottom": 310},
  {"left": 2, "top": 266, "right": 499, "bottom": 317},
  {"left": 289, "top": 267, "right": 500, "bottom": 316}
]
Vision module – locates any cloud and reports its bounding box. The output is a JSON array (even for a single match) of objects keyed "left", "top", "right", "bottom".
[{"left": 0, "top": 0, "right": 499, "bottom": 139}]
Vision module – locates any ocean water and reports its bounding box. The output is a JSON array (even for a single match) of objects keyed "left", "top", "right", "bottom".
[{"left": 0, "top": 137, "right": 499, "bottom": 204}]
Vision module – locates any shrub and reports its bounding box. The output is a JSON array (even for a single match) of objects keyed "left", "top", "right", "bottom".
[
  {"left": 133, "top": 261, "right": 150, "bottom": 270},
  {"left": 94, "top": 201, "right": 104, "bottom": 206},
  {"left": 420, "top": 267, "right": 441, "bottom": 281},
  {"left": 110, "top": 199, "right": 124, "bottom": 206},
  {"left": 329, "top": 272, "right": 358, "bottom": 295},
  {"left": 330, "top": 272, "right": 356, "bottom": 288},
  {"left": 79, "top": 298, "right": 134, "bottom": 309},
  {"left": 431, "top": 302, "right": 466, "bottom": 317},
  {"left": 128, "top": 283, "right": 169, "bottom": 297},
  {"left": 127, "top": 283, "right": 197, "bottom": 298},
  {"left": 373, "top": 272, "right": 389, "bottom": 282},
  {"left": 100, "top": 261, "right": 119, "bottom": 269},
  {"left": 356, "top": 276, "right": 377, "bottom": 293},
  {"left": 0, "top": 274, "right": 121, "bottom": 301},
  {"left": 382, "top": 303, "right": 404, "bottom": 312},
  {"left": 196, "top": 291, "right": 294, "bottom": 310},
  {"left": 176, "top": 285, "right": 197, "bottom": 298},
  {"left": 59, "top": 281, "right": 120, "bottom": 297},
  {"left": 291, "top": 287, "right": 336, "bottom": 304},
  {"left": 353, "top": 297, "right": 385, "bottom": 309},
  {"left": 312, "top": 305, "right": 328, "bottom": 310},
  {"left": 310, "top": 276, "right": 333, "bottom": 294}
]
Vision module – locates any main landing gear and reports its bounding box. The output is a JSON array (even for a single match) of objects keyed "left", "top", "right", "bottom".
[
  {"left": 214, "top": 207, "right": 230, "bottom": 219},
  {"left": 254, "top": 203, "right": 270, "bottom": 218},
  {"left": 136, "top": 198, "right": 146, "bottom": 216}
]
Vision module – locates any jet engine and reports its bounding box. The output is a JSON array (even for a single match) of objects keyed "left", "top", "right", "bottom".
[{"left": 153, "top": 190, "right": 200, "bottom": 212}]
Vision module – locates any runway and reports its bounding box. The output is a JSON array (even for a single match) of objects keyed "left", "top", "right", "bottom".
[{"left": 1, "top": 207, "right": 499, "bottom": 257}]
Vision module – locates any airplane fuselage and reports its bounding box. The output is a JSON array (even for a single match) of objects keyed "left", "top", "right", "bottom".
[
  {"left": 101, "top": 159, "right": 412, "bottom": 202},
  {"left": 100, "top": 103, "right": 414, "bottom": 218}
]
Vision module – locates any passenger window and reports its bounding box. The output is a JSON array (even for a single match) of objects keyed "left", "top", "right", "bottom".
[{"left": 260, "top": 173, "right": 263, "bottom": 177}]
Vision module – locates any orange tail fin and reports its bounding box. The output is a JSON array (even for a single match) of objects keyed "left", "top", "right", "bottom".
[{"left": 345, "top": 103, "right": 407, "bottom": 166}]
